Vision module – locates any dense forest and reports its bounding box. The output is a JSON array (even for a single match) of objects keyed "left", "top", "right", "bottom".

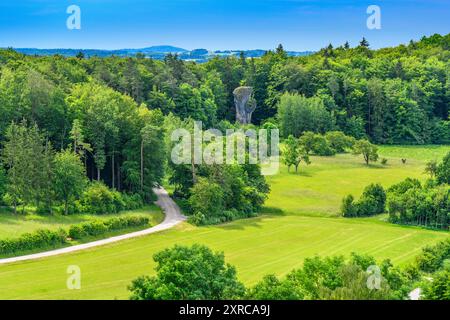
[{"left": 0, "top": 33, "right": 449, "bottom": 215}]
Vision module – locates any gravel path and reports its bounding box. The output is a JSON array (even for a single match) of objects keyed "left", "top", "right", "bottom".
[{"left": 0, "top": 187, "right": 186, "bottom": 265}]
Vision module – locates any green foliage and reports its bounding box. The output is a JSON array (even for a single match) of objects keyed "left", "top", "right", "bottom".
[
  {"left": 309, "top": 134, "right": 336, "bottom": 156},
  {"left": 342, "top": 184, "right": 386, "bottom": 217},
  {"left": 246, "top": 274, "right": 302, "bottom": 300},
  {"left": 248, "top": 253, "right": 410, "bottom": 300},
  {"left": 298, "top": 131, "right": 355, "bottom": 157},
  {"left": 436, "top": 151, "right": 450, "bottom": 184},
  {"left": 277, "top": 93, "right": 334, "bottom": 138},
  {"left": 341, "top": 195, "right": 357, "bottom": 217},
  {"left": 186, "top": 164, "right": 269, "bottom": 225},
  {"left": 53, "top": 150, "right": 87, "bottom": 215},
  {"left": 1, "top": 121, "right": 55, "bottom": 213},
  {"left": 0, "top": 228, "right": 67, "bottom": 255},
  {"left": 74, "top": 182, "right": 143, "bottom": 215},
  {"left": 283, "top": 135, "right": 310, "bottom": 173},
  {"left": 129, "top": 244, "right": 245, "bottom": 300},
  {"left": 68, "top": 216, "right": 149, "bottom": 239},
  {"left": 0, "top": 215, "right": 149, "bottom": 255},
  {"left": 422, "top": 270, "right": 450, "bottom": 300},
  {"left": 424, "top": 160, "right": 438, "bottom": 178},
  {"left": 352, "top": 139, "right": 379, "bottom": 165},
  {"left": 0, "top": 167, "right": 6, "bottom": 205},
  {"left": 325, "top": 131, "right": 355, "bottom": 153},
  {"left": 415, "top": 239, "right": 450, "bottom": 273},
  {"left": 188, "top": 178, "right": 224, "bottom": 225},
  {"left": 387, "top": 179, "right": 449, "bottom": 229}
]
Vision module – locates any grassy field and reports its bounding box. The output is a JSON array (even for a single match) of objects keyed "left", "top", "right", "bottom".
[
  {"left": 265, "top": 145, "right": 450, "bottom": 216},
  {"left": 0, "top": 205, "right": 164, "bottom": 239},
  {"left": 0, "top": 145, "right": 448, "bottom": 299}
]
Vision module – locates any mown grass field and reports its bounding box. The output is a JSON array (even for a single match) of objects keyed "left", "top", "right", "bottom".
[{"left": 0, "top": 145, "right": 448, "bottom": 299}]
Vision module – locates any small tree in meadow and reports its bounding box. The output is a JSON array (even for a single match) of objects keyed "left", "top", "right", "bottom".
[
  {"left": 283, "top": 135, "right": 310, "bottom": 173},
  {"left": 352, "top": 139, "right": 378, "bottom": 165}
]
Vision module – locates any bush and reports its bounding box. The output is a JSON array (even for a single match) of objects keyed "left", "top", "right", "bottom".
[
  {"left": 325, "top": 131, "right": 355, "bottom": 153},
  {"left": 73, "top": 182, "right": 143, "bottom": 214},
  {"left": 422, "top": 270, "right": 450, "bottom": 300},
  {"left": 299, "top": 132, "right": 335, "bottom": 156},
  {"left": 381, "top": 158, "right": 388, "bottom": 165},
  {"left": 188, "top": 178, "right": 224, "bottom": 225},
  {"left": 388, "top": 178, "right": 421, "bottom": 195},
  {"left": 341, "top": 195, "right": 357, "bottom": 217},
  {"left": 68, "top": 216, "right": 150, "bottom": 239},
  {"left": 415, "top": 239, "right": 450, "bottom": 273},
  {"left": 342, "top": 184, "right": 386, "bottom": 217},
  {"left": 311, "top": 135, "right": 336, "bottom": 156},
  {"left": 0, "top": 229, "right": 67, "bottom": 255}
]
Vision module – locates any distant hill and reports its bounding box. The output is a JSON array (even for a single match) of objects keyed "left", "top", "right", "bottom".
[{"left": 10, "top": 46, "right": 313, "bottom": 62}]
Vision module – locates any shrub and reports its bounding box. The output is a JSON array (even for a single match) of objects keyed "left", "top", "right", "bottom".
[
  {"left": 341, "top": 195, "right": 357, "bottom": 217},
  {"left": 415, "top": 239, "right": 450, "bottom": 273},
  {"left": 381, "top": 158, "right": 388, "bottom": 165},
  {"left": 422, "top": 270, "right": 450, "bottom": 300},
  {"left": 68, "top": 216, "right": 150, "bottom": 239},
  {"left": 388, "top": 178, "right": 421, "bottom": 195},
  {"left": 342, "top": 184, "right": 386, "bottom": 217},
  {"left": 74, "top": 182, "right": 143, "bottom": 214},
  {"left": 0, "top": 229, "right": 67, "bottom": 255},
  {"left": 311, "top": 134, "right": 336, "bottom": 156},
  {"left": 188, "top": 178, "right": 224, "bottom": 225},
  {"left": 325, "top": 131, "right": 355, "bottom": 153}
]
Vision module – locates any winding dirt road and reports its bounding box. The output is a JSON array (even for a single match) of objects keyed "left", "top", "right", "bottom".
[{"left": 0, "top": 187, "right": 186, "bottom": 265}]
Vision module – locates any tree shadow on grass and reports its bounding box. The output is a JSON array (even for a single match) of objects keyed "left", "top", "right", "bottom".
[
  {"left": 260, "top": 206, "right": 286, "bottom": 216},
  {"left": 211, "top": 207, "right": 287, "bottom": 231}
]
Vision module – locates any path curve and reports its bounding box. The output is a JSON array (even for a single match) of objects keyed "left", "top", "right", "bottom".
[{"left": 0, "top": 187, "right": 186, "bottom": 265}]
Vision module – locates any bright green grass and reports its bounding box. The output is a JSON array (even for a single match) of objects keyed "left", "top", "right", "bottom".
[
  {"left": 0, "top": 205, "right": 164, "bottom": 239},
  {"left": 378, "top": 145, "right": 450, "bottom": 162},
  {"left": 0, "top": 216, "right": 447, "bottom": 300},
  {"left": 0, "top": 145, "right": 448, "bottom": 300},
  {"left": 265, "top": 145, "right": 450, "bottom": 217}
]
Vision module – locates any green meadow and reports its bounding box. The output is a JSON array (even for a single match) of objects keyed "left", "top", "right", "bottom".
[{"left": 0, "top": 145, "right": 448, "bottom": 300}]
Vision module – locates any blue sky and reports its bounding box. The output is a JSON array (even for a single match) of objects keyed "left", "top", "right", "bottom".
[{"left": 0, "top": 0, "right": 449, "bottom": 51}]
